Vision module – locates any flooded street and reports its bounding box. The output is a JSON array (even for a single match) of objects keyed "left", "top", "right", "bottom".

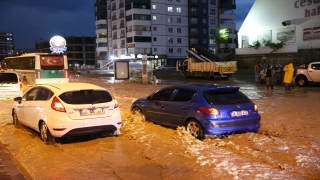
[{"left": 0, "top": 70, "right": 319, "bottom": 180}]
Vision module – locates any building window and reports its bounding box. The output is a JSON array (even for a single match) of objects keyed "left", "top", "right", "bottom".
[
  {"left": 177, "top": 48, "right": 181, "bottom": 53},
  {"left": 190, "top": 17, "right": 198, "bottom": 24},
  {"left": 210, "top": 19, "right": 216, "bottom": 25},
  {"left": 168, "top": 38, "right": 173, "bottom": 43},
  {"left": 202, "top": 18, "right": 207, "bottom": 24},
  {"left": 153, "top": 26, "right": 157, "bottom": 31},
  {"left": 190, "top": 38, "right": 198, "bottom": 44},
  {"left": 168, "top": 17, "right": 173, "bottom": 22},
  {"left": 168, "top": 27, "right": 173, "bottom": 33},
  {"left": 169, "top": 48, "right": 173, "bottom": 53},
  {"left": 190, "top": 7, "right": 198, "bottom": 14},
  {"left": 168, "top": 7, "right": 173, "bottom": 12},
  {"left": 203, "top": 39, "right": 207, "bottom": 44},
  {"left": 152, "top": 5, "right": 156, "bottom": 9},
  {"left": 203, "top": 29, "right": 207, "bottom": 34},
  {"left": 203, "top": 8, "right": 206, "bottom": 13},
  {"left": 154, "top": 48, "right": 157, "bottom": 52},
  {"left": 210, "top": 29, "right": 215, "bottom": 35},
  {"left": 154, "top": 37, "right": 157, "bottom": 41},
  {"left": 153, "top": 16, "right": 157, "bottom": 20},
  {"left": 210, "top": 39, "right": 214, "bottom": 44},
  {"left": 210, "top": 9, "right": 216, "bottom": 15},
  {"left": 177, "top": 28, "right": 181, "bottom": 33},
  {"left": 177, "top": 0, "right": 181, "bottom": 2},
  {"left": 190, "top": 27, "right": 198, "bottom": 34},
  {"left": 177, "top": 38, "right": 181, "bottom": 43},
  {"left": 203, "top": 0, "right": 206, "bottom": 3},
  {"left": 177, "top": 18, "right": 181, "bottom": 23},
  {"left": 176, "top": 7, "right": 181, "bottom": 13},
  {"left": 210, "top": 0, "right": 216, "bottom": 5}
]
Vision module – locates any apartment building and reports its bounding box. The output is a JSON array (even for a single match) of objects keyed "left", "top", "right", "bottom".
[
  {"left": 0, "top": 32, "right": 14, "bottom": 61},
  {"left": 95, "top": 0, "right": 236, "bottom": 68}
]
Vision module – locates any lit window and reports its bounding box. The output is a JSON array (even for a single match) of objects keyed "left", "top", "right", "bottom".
[
  {"left": 168, "top": 7, "right": 173, "bottom": 12},
  {"left": 153, "top": 16, "right": 157, "bottom": 20},
  {"left": 176, "top": 7, "right": 181, "bottom": 13},
  {"left": 152, "top": 5, "right": 156, "bottom": 9}
]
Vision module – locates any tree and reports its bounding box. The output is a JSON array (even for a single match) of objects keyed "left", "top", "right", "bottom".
[{"left": 210, "top": 28, "right": 230, "bottom": 53}]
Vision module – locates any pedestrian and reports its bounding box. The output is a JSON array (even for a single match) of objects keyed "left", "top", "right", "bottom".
[
  {"left": 259, "top": 68, "right": 266, "bottom": 84},
  {"left": 291, "top": 66, "right": 297, "bottom": 89},
  {"left": 259, "top": 63, "right": 266, "bottom": 84},
  {"left": 254, "top": 62, "right": 261, "bottom": 83},
  {"left": 274, "top": 62, "right": 283, "bottom": 85},
  {"left": 264, "top": 65, "right": 274, "bottom": 89},
  {"left": 283, "top": 63, "right": 294, "bottom": 91}
]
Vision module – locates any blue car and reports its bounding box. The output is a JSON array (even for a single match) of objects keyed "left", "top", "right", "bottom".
[{"left": 131, "top": 84, "right": 261, "bottom": 139}]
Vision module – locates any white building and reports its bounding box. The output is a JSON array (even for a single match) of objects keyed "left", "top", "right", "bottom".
[{"left": 237, "top": 0, "right": 320, "bottom": 55}]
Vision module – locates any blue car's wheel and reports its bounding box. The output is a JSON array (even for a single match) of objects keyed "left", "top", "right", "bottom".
[{"left": 186, "top": 119, "right": 204, "bottom": 140}]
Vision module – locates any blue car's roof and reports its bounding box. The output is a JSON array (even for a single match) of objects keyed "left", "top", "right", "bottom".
[{"left": 160, "top": 84, "right": 240, "bottom": 92}]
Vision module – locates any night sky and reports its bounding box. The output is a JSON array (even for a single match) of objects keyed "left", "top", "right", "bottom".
[{"left": 0, "top": 0, "right": 255, "bottom": 51}]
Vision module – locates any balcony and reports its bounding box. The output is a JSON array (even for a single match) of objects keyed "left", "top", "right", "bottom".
[
  {"left": 119, "top": 3, "right": 124, "bottom": 9},
  {"left": 188, "top": 0, "right": 199, "bottom": 6},
  {"left": 120, "top": 34, "right": 125, "bottom": 38},
  {"left": 120, "top": 44, "right": 126, "bottom": 48},
  {"left": 112, "top": 16, "right": 117, "bottom": 21},
  {"left": 120, "top": 23, "right": 125, "bottom": 28},
  {"left": 127, "top": 44, "right": 135, "bottom": 48},
  {"left": 112, "top": 6, "right": 116, "bottom": 11},
  {"left": 113, "top": 35, "right": 117, "bottom": 40},
  {"left": 219, "top": 3, "right": 236, "bottom": 10},
  {"left": 113, "top": 45, "right": 118, "bottom": 49},
  {"left": 119, "top": 13, "right": 124, "bottom": 19},
  {"left": 220, "top": 14, "right": 236, "bottom": 20},
  {"left": 112, "top": 25, "right": 117, "bottom": 30}
]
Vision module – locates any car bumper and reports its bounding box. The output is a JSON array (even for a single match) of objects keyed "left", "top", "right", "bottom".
[
  {"left": 47, "top": 110, "right": 122, "bottom": 138},
  {"left": 0, "top": 91, "right": 23, "bottom": 99},
  {"left": 203, "top": 117, "right": 261, "bottom": 135}
]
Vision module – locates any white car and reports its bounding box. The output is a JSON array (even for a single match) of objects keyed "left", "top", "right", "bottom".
[
  {"left": 156, "top": 65, "right": 175, "bottom": 70},
  {"left": 0, "top": 70, "right": 24, "bottom": 99},
  {"left": 12, "top": 82, "right": 122, "bottom": 144}
]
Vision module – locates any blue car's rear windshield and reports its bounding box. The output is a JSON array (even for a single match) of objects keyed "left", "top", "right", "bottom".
[{"left": 203, "top": 90, "right": 251, "bottom": 105}]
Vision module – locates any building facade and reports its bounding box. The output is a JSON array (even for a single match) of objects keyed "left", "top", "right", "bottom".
[
  {"left": 237, "top": 0, "right": 320, "bottom": 53},
  {"left": 0, "top": 32, "right": 14, "bottom": 61},
  {"left": 95, "top": 0, "right": 236, "bottom": 69},
  {"left": 35, "top": 36, "right": 96, "bottom": 69}
]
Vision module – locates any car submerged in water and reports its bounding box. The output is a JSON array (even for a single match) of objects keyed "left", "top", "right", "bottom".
[{"left": 131, "top": 84, "right": 261, "bottom": 139}]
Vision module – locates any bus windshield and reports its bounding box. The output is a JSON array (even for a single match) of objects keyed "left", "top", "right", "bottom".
[{"left": 40, "top": 55, "right": 65, "bottom": 70}]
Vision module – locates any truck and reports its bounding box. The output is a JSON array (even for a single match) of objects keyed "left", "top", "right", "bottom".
[
  {"left": 295, "top": 61, "right": 320, "bottom": 87},
  {"left": 176, "top": 48, "right": 237, "bottom": 80}
]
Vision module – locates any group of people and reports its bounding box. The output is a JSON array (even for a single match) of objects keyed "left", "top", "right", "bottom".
[{"left": 254, "top": 62, "right": 297, "bottom": 90}]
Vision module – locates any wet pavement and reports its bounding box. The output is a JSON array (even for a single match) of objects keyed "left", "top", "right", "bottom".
[{"left": 0, "top": 68, "right": 319, "bottom": 180}]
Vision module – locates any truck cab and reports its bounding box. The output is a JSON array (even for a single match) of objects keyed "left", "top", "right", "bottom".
[{"left": 296, "top": 61, "right": 320, "bottom": 87}]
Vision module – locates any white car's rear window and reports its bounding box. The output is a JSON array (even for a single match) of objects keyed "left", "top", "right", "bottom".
[{"left": 59, "top": 90, "right": 113, "bottom": 104}]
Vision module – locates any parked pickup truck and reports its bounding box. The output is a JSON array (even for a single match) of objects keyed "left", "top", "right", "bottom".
[{"left": 295, "top": 61, "right": 320, "bottom": 87}]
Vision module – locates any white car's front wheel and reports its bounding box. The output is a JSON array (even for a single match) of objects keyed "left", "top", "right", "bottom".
[
  {"left": 40, "top": 122, "right": 55, "bottom": 145},
  {"left": 12, "top": 111, "right": 21, "bottom": 128}
]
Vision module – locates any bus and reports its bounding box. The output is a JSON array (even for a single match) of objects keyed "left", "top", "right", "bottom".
[{"left": 3, "top": 53, "right": 69, "bottom": 86}]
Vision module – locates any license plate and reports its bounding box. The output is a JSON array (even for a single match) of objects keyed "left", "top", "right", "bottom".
[
  {"left": 79, "top": 107, "right": 106, "bottom": 116},
  {"left": 231, "top": 110, "right": 248, "bottom": 117}
]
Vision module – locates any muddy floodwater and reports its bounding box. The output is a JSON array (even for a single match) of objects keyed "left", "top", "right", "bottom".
[{"left": 0, "top": 70, "right": 319, "bottom": 180}]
